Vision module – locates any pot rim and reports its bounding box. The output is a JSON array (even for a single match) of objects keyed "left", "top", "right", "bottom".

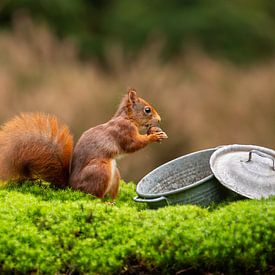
[{"left": 136, "top": 147, "right": 218, "bottom": 199}]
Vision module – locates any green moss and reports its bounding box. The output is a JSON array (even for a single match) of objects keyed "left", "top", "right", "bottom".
[{"left": 0, "top": 181, "right": 274, "bottom": 274}]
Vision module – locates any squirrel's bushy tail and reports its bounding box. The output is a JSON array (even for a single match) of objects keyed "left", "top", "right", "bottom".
[{"left": 0, "top": 113, "right": 73, "bottom": 187}]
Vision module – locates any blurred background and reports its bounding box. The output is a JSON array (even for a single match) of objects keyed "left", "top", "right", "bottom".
[{"left": 0, "top": 0, "right": 274, "bottom": 182}]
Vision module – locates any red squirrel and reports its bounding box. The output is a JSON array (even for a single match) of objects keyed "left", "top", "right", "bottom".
[{"left": 0, "top": 88, "right": 167, "bottom": 198}]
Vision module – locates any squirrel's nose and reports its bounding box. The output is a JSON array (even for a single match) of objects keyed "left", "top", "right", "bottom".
[
  {"left": 154, "top": 114, "right": 161, "bottom": 124},
  {"left": 156, "top": 114, "right": 161, "bottom": 123},
  {"left": 151, "top": 114, "right": 161, "bottom": 126}
]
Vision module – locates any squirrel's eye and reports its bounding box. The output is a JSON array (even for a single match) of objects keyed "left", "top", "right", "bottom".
[{"left": 144, "top": 106, "right": 152, "bottom": 114}]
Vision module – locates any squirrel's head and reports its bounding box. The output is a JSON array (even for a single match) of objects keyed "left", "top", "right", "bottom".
[{"left": 125, "top": 88, "right": 161, "bottom": 131}]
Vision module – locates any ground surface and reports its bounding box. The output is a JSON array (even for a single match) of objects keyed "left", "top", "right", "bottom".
[{"left": 0, "top": 181, "right": 274, "bottom": 274}]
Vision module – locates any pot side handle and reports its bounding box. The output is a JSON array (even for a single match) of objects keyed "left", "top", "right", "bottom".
[{"left": 133, "top": 196, "right": 170, "bottom": 205}]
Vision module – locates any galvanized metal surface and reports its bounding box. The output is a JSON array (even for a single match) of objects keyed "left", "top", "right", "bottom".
[
  {"left": 210, "top": 144, "right": 275, "bottom": 199},
  {"left": 135, "top": 148, "right": 231, "bottom": 208}
]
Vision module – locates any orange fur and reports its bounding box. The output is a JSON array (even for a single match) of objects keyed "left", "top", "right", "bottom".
[
  {"left": 69, "top": 88, "right": 167, "bottom": 198},
  {"left": 0, "top": 113, "right": 73, "bottom": 187},
  {"left": 0, "top": 89, "right": 167, "bottom": 198}
]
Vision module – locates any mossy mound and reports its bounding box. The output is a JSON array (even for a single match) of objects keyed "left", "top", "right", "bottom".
[{"left": 0, "top": 181, "right": 274, "bottom": 274}]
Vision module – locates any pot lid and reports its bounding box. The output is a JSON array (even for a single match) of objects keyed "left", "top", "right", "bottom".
[{"left": 210, "top": 144, "right": 275, "bottom": 199}]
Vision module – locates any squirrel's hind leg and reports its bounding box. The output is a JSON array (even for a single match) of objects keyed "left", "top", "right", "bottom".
[
  {"left": 71, "top": 159, "right": 112, "bottom": 198},
  {"left": 108, "top": 168, "right": 120, "bottom": 199}
]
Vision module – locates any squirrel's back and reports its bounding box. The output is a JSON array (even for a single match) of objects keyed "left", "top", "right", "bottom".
[{"left": 0, "top": 113, "right": 73, "bottom": 187}]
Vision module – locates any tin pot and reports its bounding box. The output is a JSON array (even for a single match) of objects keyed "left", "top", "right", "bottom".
[{"left": 134, "top": 148, "right": 232, "bottom": 209}]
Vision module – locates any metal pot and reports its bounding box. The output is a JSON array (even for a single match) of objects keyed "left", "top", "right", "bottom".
[{"left": 134, "top": 148, "right": 232, "bottom": 209}]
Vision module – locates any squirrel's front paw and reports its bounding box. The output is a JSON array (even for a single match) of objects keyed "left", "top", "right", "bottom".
[
  {"left": 149, "top": 131, "right": 168, "bottom": 142},
  {"left": 147, "top": 126, "right": 162, "bottom": 135}
]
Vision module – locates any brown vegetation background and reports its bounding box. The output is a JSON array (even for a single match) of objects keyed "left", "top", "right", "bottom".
[{"left": 0, "top": 20, "right": 274, "bottom": 182}]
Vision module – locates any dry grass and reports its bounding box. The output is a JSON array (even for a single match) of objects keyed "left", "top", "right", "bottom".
[{"left": 0, "top": 18, "right": 274, "bottom": 182}]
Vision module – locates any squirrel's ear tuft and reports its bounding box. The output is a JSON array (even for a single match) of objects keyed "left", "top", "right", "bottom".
[{"left": 128, "top": 88, "right": 138, "bottom": 104}]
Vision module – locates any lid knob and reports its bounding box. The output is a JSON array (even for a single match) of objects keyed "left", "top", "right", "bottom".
[{"left": 245, "top": 150, "right": 275, "bottom": 171}]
